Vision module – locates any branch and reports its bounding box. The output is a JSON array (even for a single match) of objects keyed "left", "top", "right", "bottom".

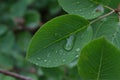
[
  {"left": 0, "top": 69, "right": 32, "bottom": 80},
  {"left": 90, "top": 10, "right": 115, "bottom": 24}
]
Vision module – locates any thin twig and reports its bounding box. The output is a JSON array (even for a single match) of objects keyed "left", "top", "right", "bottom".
[
  {"left": 90, "top": 10, "right": 115, "bottom": 24},
  {"left": 104, "top": 6, "right": 114, "bottom": 11},
  {"left": 0, "top": 69, "right": 32, "bottom": 80}
]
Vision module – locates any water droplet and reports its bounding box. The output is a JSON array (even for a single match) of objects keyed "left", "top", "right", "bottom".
[
  {"left": 76, "top": 48, "right": 80, "bottom": 52},
  {"left": 44, "top": 60, "right": 47, "bottom": 62},
  {"left": 94, "top": 5, "right": 104, "bottom": 13},
  {"left": 64, "top": 34, "right": 75, "bottom": 51}
]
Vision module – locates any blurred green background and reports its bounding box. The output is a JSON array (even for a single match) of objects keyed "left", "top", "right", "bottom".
[{"left": 0, "top": 0, "right": 81, "bottom": 80}]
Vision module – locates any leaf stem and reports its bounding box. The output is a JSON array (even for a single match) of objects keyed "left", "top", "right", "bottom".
[
  {"left": 90, "top": 10, "right": 115, "bottom": 24},
  {"left": 104, "top": 6, "right": 114, "bottom": 11},
  {"left": 0, "top": 69, "right": 32, "bottom": 80}
]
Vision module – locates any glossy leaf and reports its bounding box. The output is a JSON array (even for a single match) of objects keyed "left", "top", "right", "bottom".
[
  {"left": 78, "top": 37, "right": 120, "bottom": 80},
  {"left": 92, "top": 15, "right": 120, "bottom": 48},
  {"left": 58, "top": 0, "right": 104, "bottom": 19},
  {"left": 26, "top": 14, "right": 92, "bottom": 67}
]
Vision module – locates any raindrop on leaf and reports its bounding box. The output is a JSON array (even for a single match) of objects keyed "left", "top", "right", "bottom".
[{"left": 64, "top": 34, "right": 75, "bottom": 51}]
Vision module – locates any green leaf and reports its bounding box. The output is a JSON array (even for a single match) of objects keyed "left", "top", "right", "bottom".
[
  {"left": 24, "top": 10, "right": 40, "bottom": 29},
  {"left": 0, "top": 24, "right": 8, "bottom": 36},
  {"left": 92, "top": 15, "right": 120, "bottom": 48},
  {"left": 48, "top": 0, "right": 61, "bottom": 15},
  {"left": 42, "top": 68, "right": 63, "bottom": 80},
  {"left": 33, "top": 0, "right": 48, "bottom": 9},
  {"left": 67, "top": 66, "right": 81, "bottom": 80},
  {"left": 16, "top": 31, "right": 32, "bottom": 52},
  {"left": 58, "top": 0, "right": 104, "bottom": 19},
  {"left": 20, "top": 72, "right": 38, "bottom": 80},
  {"left": 91, "top": 0, "right": 120, "bottom": 8},
  {"left": 0, "top": 53, "right": 14, "bottom": 69},
  {"left": 0, "top": 31, "right": 15, "bottom": 53},
  {"left": 78, "top": 37, "right": 120, "bottom": 80},
  {"left": 2, "top": 75, "right": 16, "bottom": 80},
  {"left": 26, "top": 14, "right": 91, "bottom": 67},
  {"left": 10, "top": 0, "right": 28, "bottom": 18}
]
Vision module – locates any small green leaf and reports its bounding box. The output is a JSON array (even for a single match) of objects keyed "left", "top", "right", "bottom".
[
  {"left": 92, "top": 15, "right": 120, "bottom": 48},
  {"left": 24, "top": 10, "right": 40, "bottom": 29},
  {"left": 58, "top": 0, "right": 104, "bottom": 19},
  {"left": 26, "top": 14, "right": 91, "bottom": 67},
  {"left": 78, "top": 37, "right": 120, "bottom": 80}
]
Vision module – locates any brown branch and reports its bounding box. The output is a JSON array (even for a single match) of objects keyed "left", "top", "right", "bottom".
[
  {"left": 90, "top": 10, "right": 115, "bottom": 24},
  {"left": 0, "top": 69, "right": 32, "bottom": 80}
]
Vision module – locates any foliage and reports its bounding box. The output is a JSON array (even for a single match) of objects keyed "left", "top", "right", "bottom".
[{"left": 1, "top": 0, "right": 120, "bottom": 80}]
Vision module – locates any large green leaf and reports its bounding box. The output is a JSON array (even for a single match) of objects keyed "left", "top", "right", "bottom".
[
  {"left": 92, "top": 15, "right": 120, "bottom": 48},
  {"left": 78, "top": 37, "right": 120, "bottom": 80},
  {"left": 26, "top": 14, "right": 92, "bottom": 67},
  {"left": 58, "top": 0, "right": 104, "bottom": 19},
  {"left": 91, "top": 0, "right": 120, "bottom": 8}
]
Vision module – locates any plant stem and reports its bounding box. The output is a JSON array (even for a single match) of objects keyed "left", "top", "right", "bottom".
[
  {"left": 104, "top": 6, "right": 114, "bottom": 11},
  {"left": 0, "top": 69, "right": 32, "bottom": 80},
  {"left": 90, "top": 10, "right": 115, "bottom": 24}
]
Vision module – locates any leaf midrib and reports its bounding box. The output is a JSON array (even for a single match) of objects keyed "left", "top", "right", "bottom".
[
  {"left": 97, "top": 45, "right": 104, "bottom": 80},
  {"left": 28, "top": 23, "right": 89, "bottom": 58}
]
